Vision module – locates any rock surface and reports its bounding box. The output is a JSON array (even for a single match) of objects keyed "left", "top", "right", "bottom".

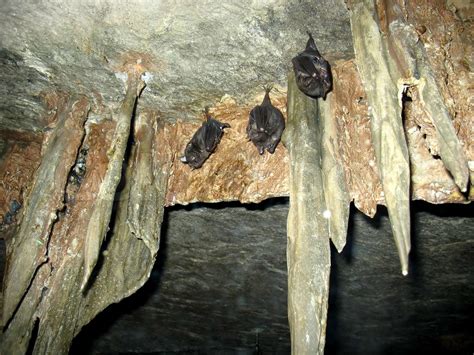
[
  {"left": 0, "top": 1, "right": 472, "bottom": 354},
  {"left": 69, "top": 201, "right": 474, "bottom": 354},
  {"left": 0, "top": 0, "right": 353, "bottom": 131}
]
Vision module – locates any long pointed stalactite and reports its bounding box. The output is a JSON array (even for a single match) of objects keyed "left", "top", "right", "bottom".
[
  {"left": 283, "top": 72, "right": 331, "bottom": 354},
  {"left": 319, "top": 96, "right": 350, "bottom": 252},
  {"left": 0, "top": 71, "right": 170, "bottom": 354},
  {"left": 1, "top": 95, "right": 90, "bottom": 353},
  {"left": 349, "top": 0, "right": 411, "bottom": 275},
  {"left": 381, "top": 0, "right": 470, "bottom": 193},
  {"left": 81, "top": 74, "right": 146, "bottom": 291}
]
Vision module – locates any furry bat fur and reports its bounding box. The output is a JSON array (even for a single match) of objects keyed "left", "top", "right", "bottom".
[
  {"left": 180, "top": 109, "right": 230, "bottom": 169},
  {"left": 247, "top": 86, "right": 285, "bottom": 155},
  {"left": 292, "top": 31, "right": 332, "bottom": 99}
]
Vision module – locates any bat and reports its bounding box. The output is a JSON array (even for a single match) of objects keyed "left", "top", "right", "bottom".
[
  {"left": 180, "top": 109, "right": 230, "bottom": 169},
  {"left": 292, "top": 31, "right": 332, "bottom": 99},
  {"left": 247, "top": 86, "right": 285, "bottom": 155}
]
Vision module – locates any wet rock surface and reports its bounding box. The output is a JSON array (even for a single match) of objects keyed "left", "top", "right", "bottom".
[{"left": 70, "top": 201, "right": 473, "bottom": 354}]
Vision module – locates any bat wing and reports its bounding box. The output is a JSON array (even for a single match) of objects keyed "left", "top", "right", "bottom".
[{"left": 203, "top": 125, "right": 219, "bottom": 152}]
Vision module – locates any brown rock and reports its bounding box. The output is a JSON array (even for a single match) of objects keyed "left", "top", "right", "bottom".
[
  {"left": 163, "top": 92, "right": 289, "bottom": 206},
  {"left": 331, "top": 60, "right": 383, "bottom": 217}
]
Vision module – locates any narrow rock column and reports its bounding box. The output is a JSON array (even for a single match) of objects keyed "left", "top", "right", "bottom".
[
  {"left": 77, "top": 110, "right": 169, "bottom": 327},
  {"left": 283, "top": 72, "right": 331, "bottom": 354},
  {"left": 320, "top": 96, "right": 350, "bottom": 252},
  {"left": 1, "top": 71, "right": 169, "bottom": 354},
  {"left": 1, "top": 95, "right": 90, "bottom": 352},
  {"left": 350, "top": 0, "right": 411, "bottom": 275},
  {"left": 81, "top": 74, "right": 145, "bottom": 290}
]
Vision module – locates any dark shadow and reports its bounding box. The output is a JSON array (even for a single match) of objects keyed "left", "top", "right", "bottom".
[
  {"left": 168, "top": 196, "right": 289, "bottom": 213},
  {"left": 70, "top": 209, "right": 170, "bottom": 354},
  {"left": 408, "top": 200, "right": 420, "bottom": 282},
  {"left": 70, "top": 198, "right": 289, "bottom": 354},
  {"left": 71, "top": 199, "right": 473, "bottom": 355},
  {"left": 326, "top": 201, "right": 474, "bottom": 355},
  {"left": 25, "top": 317, "right": 39, "bottom": 355},
  {"left": 411, "top": 200, "right": 474, "bottom": 218},
  {"left": 338, "top": 202, "right": 356, "bottom": 263}
]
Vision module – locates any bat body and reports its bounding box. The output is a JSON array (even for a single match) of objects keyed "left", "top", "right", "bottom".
[
  {"left": 247, "top": 87, "right": 285, "bottom": 155},
  {"left": 180, "top": 113, "right": 230, "bottom": 169},
  {"left": 292, "top": 32, "right": 332, "bottom": 99}
]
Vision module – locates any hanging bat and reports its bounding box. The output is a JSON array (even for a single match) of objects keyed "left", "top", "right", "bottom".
[
  {"left": 180, "top": 109, "right": 230, "bottom": 169},
  {"left": 292, "top": 31, "right": 332, "bottom": 99},
  {"left": 247, "top": 86, "right": 285, "bottom": 155}
]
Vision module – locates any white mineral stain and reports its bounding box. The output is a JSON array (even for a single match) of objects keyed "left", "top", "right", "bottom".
[
  {"left": 323, "top": 210, "right": 331, "bottom": 219},
  {"left": 115, "top": 72, "right": 128, "bottom": 83}
]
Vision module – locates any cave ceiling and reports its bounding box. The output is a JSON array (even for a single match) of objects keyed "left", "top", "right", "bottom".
[
  {"left": 0, "top": 0, "right": 353, "bottom": 132},
  {"left": 0, "top": 1, "right": 473, "bottom": 354}
]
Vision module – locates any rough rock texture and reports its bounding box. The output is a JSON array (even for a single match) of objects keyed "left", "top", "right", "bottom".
[
  {"left": 382, "top": 0, "right": 469, "bottom": 194},
  {"left": 68, "top": 201, "right": 474, "bottom": 354},
  {"left": 350, "top": 0, "right": 411, "bottom": 275},
  {"left": 402, "top": 0, "right": 474, "bottom": 196},
  {"left": 162, "top": 91, "right": 289, "bottom": 205},
  {"left": 0, "top": 0, "right": 353, "bottom": 131},
  {"left": 0, "top": 1, "right": 472, "bottom": 354},
  {"left": 0, "top": 130, "right": 42, "bottom": 226},
  {"left": 330, "top": 59, "right": 383, "bottom": 217},
  {"left": 81, "top": 74, "right": 145, "bottom": 291},
  {"left": 405, "top": 87, "right": 468, "bottom": 203},
  {"left": 160, "top": 55, "right": 471, "bottom": 210},
  {"left": 0, "top": 88, "right": 168, "bottom": 354},
  {"left": 283, "top": 72, "right": 336, "bottom": 354}
]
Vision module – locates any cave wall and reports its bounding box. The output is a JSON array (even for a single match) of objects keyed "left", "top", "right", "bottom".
[
  {"left": 68, "top": 201, "right": 474, "bottom": 354},
  {"left": 0, "top": 0, "right": 472, "bottom": 354}
]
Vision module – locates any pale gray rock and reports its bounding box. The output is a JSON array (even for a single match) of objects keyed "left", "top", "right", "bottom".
[{"left": 0, "top": 0, "right": 353, "bottom": 131}]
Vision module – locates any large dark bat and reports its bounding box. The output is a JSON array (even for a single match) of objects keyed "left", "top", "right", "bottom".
[
  {"left": 247, "top": 86, "right": 285, "bottom": 155},
  {"left": 292, "top": 31, "right": 332, "bottom": 99},
  {"left": 180, "top": 109, "right": 230, "bottom": 169}
]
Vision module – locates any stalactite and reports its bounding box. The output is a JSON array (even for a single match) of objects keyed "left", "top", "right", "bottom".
[
  {"left": 319, "top": 97, "right": 350, "bottom": 252},
  {"left": 349, "top": 0, "right": 411, "bottom": 275},
  {"left": 81, "top": 74, "right": 145, "bottom": 291},
  {"left": 382, "top": 0, "right": 469, "bottom": 193},
  {"left": 0, "top": 95, "right": 90, "bottom": 353},
  {"left": 282, "top": 71, "right": 330, "bottom": 354},
  {"left": 69, "top": 110, "right": 169, "bottom": 336},
  {"left": 0, "top": 71, "right": 169, "bottom": 354},
  {"left": 1, "top": 95, "right": 89, "bottom": 328},
  {"left": 127, "top": 111, "right": 167, "bottom": 256}
]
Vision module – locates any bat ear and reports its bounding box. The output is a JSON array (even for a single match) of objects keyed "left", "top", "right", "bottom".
[
  {"left": 305, "top": 31, "right": 318, "bottom": 52},
  {"left": 203, "top": 106, "right": 211, "bottom": 119},
  {"left": 180, "top": 155, "right": 188, "bottom": 163}
]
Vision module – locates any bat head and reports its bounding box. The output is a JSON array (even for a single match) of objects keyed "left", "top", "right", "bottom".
[
  {"left": 180, "top": 114, "right": 230, "bottom": 169},
  {"left": 181, "top": 141, "right": 209, "bottom": 169},
  {"left": 247, "top": 88, "right": 285, "bottom": 155}
]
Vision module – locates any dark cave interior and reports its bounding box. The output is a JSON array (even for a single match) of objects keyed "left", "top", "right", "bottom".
[
  {"left": 65, "top": 200, "right": 473, "bottom": 355},
  {"left": 0, "top": 2, "right": 472, "bottom": 354}
]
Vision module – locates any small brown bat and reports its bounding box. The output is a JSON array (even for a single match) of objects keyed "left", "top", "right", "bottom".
[
  {"left": 247, "top": 86, "right": 285, "bottom": 155},
  {"left": 292, "top": 31, "right": 332, "bottom": 99},
  {"left": 180, "top": 109, "right": 230, "bottom": 169}
]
